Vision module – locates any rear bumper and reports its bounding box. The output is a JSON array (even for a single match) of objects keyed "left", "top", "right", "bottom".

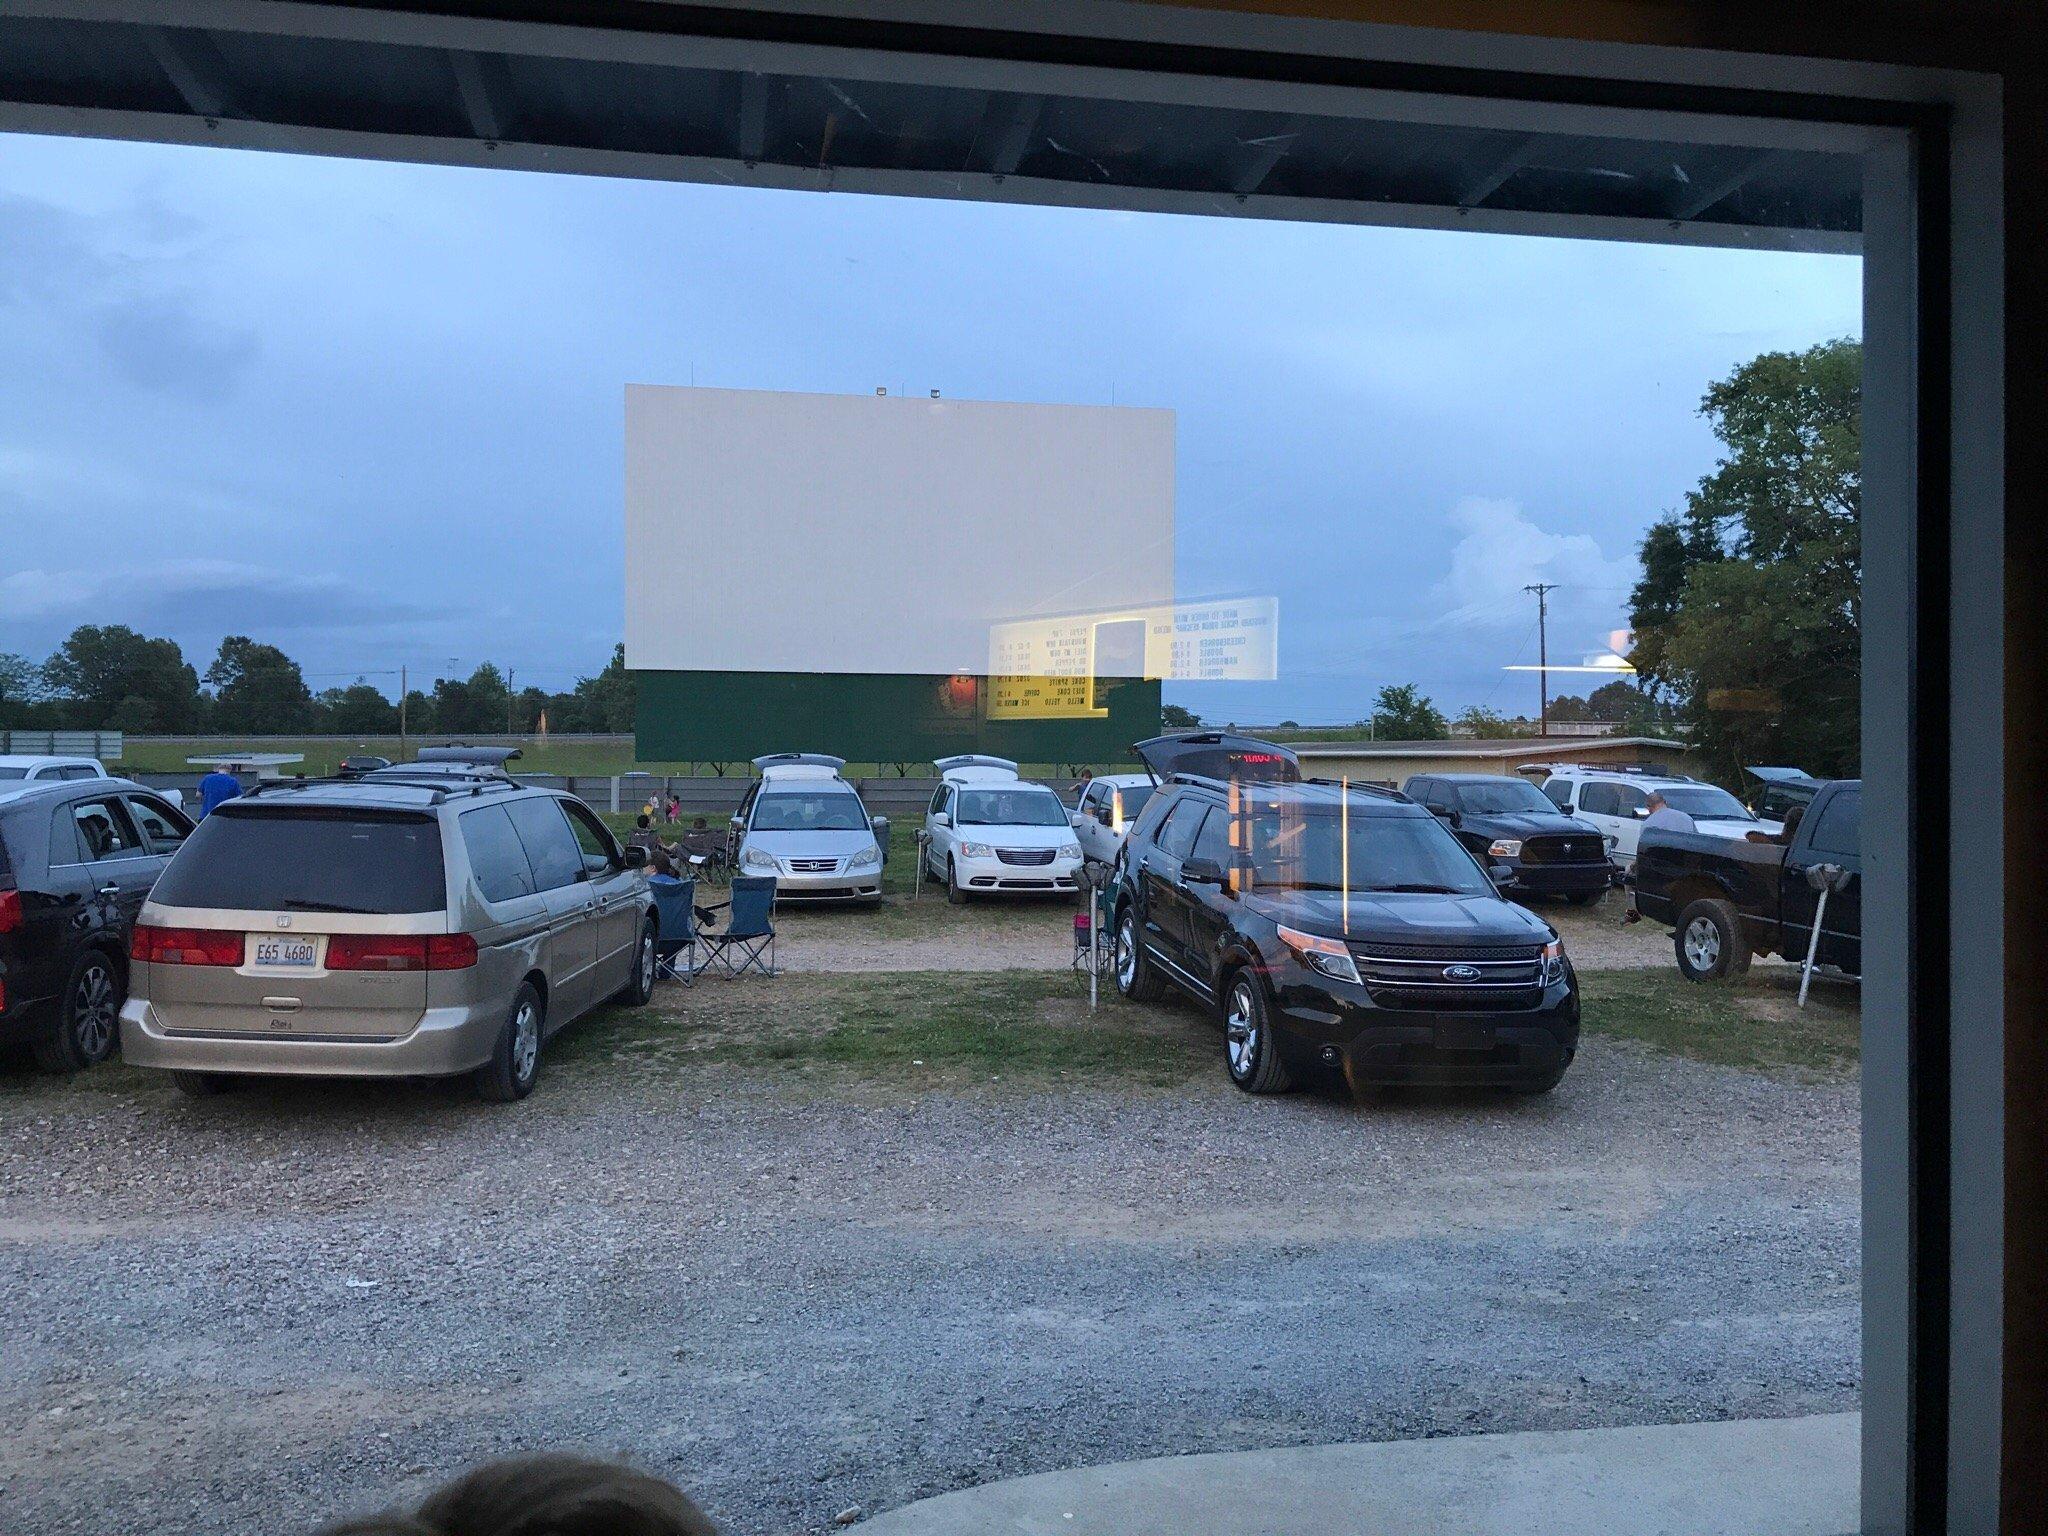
[{"left": 119, "top": 996, "right": 503, "bottom": 1079}]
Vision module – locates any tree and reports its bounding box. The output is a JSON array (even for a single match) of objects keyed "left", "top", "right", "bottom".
[
  {"left": 1545, "top": 694, "right": 1594, "bottom": 723},
  {"left": 1159, "top": 703, "right": 1203, "bottom": 729},
  {"left": 1370, "top": 683, "right": 1448, "bottom": 741},
  {"left": 40, "top": 625, "right": 204, "bottom": 732},
  {"left": 399, "top": 689, "right": 436, "bottom": 734},
  {"left": 319, "top": 682, "right": 400, "bottom": 735},
  {"left": 564, "top": 644, "right": 635, "bottom": 733},
  {"left": 1630, "top": 338, "right": 1861, "bottom": 778},
  {"left": 1454, "top": 704, "right": 1522, "bottom": 739},
  {"left": 206, "top": 636, "right": 315, "bottom": 734},
  {"left": 0, "top": 652, "right": 54, "bottom": 728},
  {"left": 1585, "top": 679, "right": 1644, "bottom": 723}
]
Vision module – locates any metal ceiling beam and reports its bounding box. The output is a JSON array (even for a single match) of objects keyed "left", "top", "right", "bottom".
[
  {"left": 1669, "top": 147, "right": 1784, "bottom": 219},
  {"left": 140, "top": 25, "right": 232, "bottom": 119},
  {"left": 1227, "top": 114, "right": 1303, "bottom": 195},
  {"left": 980, "top": 92, "right": 1043, "bottom": 176},
  {"left": 447, "top": 50, "right": 511, "bottom": 142},
  {"left": 1457, "top": 132, "right": 1545, "bottom": 207}
]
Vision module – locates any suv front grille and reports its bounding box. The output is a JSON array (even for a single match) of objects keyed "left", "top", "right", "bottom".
[{"left": 1351, "top": 945, "right": 1546, "bottom": 1012}]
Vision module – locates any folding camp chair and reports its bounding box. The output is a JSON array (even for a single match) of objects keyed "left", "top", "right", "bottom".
[
  {"left": 698, "top": 875, "right": 777, "bottom": 977},
  {"left": 648, "top": 879, "right": 706, "bottom": 986}
]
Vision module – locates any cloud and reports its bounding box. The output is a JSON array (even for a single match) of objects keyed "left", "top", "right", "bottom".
[
  {"left": 1433, "top": 496, "right": 1638, "bottom": 636},
  {"left": 0, "top": 559, "right": 451, "bottom": 639}
]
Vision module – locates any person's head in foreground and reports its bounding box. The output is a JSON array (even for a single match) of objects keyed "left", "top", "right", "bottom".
[
  {"left": 636, "top": 813, "right": 653, "bottom": 829},
  {"left": 650, "top": 850, "right": 676, "bottom": 879},
  {"left": 318, "top": 1453, "right": 718, "bottom": 1536}
]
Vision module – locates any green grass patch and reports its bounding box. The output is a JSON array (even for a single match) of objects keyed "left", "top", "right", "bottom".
[
  {"left": 1579, "top": 965, "right": 1859, "bottom": 1075},
  {"left": 552, "top": 969, "right": 1208, "bottom": 1086}
]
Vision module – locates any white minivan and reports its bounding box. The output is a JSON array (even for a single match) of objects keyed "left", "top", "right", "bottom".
[
  {"left": 730, "top": 754, "right": 888, "bottom": 903},
  {"left": 923, "top": 756, "right": 1083, "bottom": 903}
]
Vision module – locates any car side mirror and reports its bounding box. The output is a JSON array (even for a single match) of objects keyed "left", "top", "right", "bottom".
[
  {"left": 1430, "top": 806, "right": 1459, "bottom": 827},
  {"left": 622, "top": 845, "right": 649, "bottom": 869},
  {"left": 1490, "top": 864, "right": 1515, "bottom": 887},
  {"left": 931, "top": 811, "right": 951, "bottom": 828},
  {"left": 1181, "top": 856, "right": 1225, "bottom": 885},
  {"left": 871, "top": 814, "right": 889, "bottom": 838},
  {"left": 1632, "top": 806, "right": 1650, "bottom": 818}
]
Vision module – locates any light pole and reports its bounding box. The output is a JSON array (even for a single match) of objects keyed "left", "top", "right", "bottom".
[{"left": 1524, "top": 583, "right": 1557, "bottom": 736}]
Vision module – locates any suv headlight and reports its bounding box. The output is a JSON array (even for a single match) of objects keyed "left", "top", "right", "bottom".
[
  {"left": 959, "top": 841, "right": 996, "bottom": 858},
  {"left": 1540, "top": 938, "right": 1567, "bottom": 984},
  {"left": 741, "top": 846, "right": 778, "bottom": 871},
  {"left": 1058, "top": 842, "right": 1083, "bottom": 861},
  {"left": 846, "top": 843, "right": 881, "bottom": 868},
  {"left": 1277, "top": 924, "right": 1362, "bottom": 985},
  {"left": 1488, "top": 839, "right": 1522, "bottom": 858}
]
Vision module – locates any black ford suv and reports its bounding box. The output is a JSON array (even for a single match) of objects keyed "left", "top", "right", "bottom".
[
  {"left": 1112, "top": 734, "right": 1579, "bottom": 1096},
  {"left": 1401, "top": 773, "right": 1615, "bottom": 904},
  {"left": 0, "top": 777, "right": 193, "bottom": 1071}
]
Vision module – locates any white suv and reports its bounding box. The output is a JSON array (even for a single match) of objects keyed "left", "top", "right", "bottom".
[
  {"left": 923, "top": 755, "right": 1083, "bottom": 903},
  {"left": 730, "top": 755, "right": 888, "bottom": 904},
  {"left": 1533, "top": 765, "right": 1774, "bottom": 868}
]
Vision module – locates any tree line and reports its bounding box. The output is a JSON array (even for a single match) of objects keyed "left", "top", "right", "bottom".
[{"left": 0, "top": 632, "right": 636, "bottom": 737}]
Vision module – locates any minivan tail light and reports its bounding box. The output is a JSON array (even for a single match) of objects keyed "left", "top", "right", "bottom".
[
  {"left": 0, "top": 889, "right": 21, "bottom": 934},
  {"left": 326, "top": 934, "right": 477, "bottom": 972},
  {"left": 131, "top": 925, "right": 245, "bottom": 966}
]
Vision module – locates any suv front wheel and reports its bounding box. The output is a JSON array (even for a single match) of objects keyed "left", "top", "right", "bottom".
[
  {"left": 1222, "top": 971, "right": 1292, "bottom": 1094},
  {"left": 1113, "top": 905, "right": 1165, "bottom": 1003}
]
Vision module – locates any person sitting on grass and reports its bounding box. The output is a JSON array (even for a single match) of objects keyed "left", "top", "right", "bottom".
[
  {"left": 626, "top": 814, "right": 674, "bottom": 857},
  {"left": 316, "top": 1452, "right": 719, "bottom": 1536}
]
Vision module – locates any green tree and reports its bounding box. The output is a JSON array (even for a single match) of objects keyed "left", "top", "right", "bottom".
[
  {"left": 1630, "top": 337, "right": 1861, "bottom": 778},
  {"left": 1454, "top": 704, "right": 1522, "bottom": 739},
  {"left": 206, "top": 636, "right": 315, "bottom": 733},
  {"left": 0, "top": 652, "right": 53, "bottom": 728},
  {"left": 1545, "top": 694, "right": 1593, "bottom": 723},
  {"left": 566, "top": 644, "right": 635, "bottom": 733},
  {"left": 1371, "top": 683, "right": 1448, "bottom": 741},
  {"left": 1586, "top": 679, "right": 1645, "bottom": 723},
  {"left": 319, "top": 682, "right": 400, "bottom": 735},
  {"left": 41, "top": 625, "right": 204, "bottom": 732},
  {"left": 1159, "top": 703, "right": 1203, "bottom": 729}
]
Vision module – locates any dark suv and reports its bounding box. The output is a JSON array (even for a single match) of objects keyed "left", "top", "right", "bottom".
[
  {"left": 1113, "top": 734, "right": 1579, "bottom": 1095},
  {"left": 1401, "top": 773, "right": 1615, "bottom": 905},
  {"left": 0, "top": 778, "right": 193, "bottom": 1071}
]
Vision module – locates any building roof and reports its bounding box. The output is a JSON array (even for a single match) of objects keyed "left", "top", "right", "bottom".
[{"left": 1292, "top": 736, "right": 1687, "bottom": 760}]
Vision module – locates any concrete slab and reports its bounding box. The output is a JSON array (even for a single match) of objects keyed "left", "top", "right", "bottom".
[{"left": 859, "top": 1414, "right": 1859, "bottom": 1536}]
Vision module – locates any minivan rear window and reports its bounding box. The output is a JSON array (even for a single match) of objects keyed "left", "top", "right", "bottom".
[{"left": 150, "top": 807, "right": 447, "bottom": 914}]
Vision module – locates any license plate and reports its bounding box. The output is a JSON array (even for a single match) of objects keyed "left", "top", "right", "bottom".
[
  {"left": 1436, "top": 1023, "right": 1497, "bottom": 1051},
  {"left": 251, "top": 937, "right": 318, "bottom": 969}
]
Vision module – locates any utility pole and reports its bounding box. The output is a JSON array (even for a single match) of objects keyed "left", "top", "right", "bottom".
[
  {"left": 506, "top": 667, "right": 516, "bottom": 736},
  {"left": 1524, "top": 583, "right": 1557, "bottom": 736},
  {"left": 399, "top": 665, "right": 409, "bottom": 759}
]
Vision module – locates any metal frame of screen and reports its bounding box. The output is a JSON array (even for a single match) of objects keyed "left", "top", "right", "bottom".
[{"left": 0, "top": 3, "right": 2010, "bottom": 1530}]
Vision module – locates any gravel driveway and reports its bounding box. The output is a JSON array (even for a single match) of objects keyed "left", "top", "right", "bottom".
[{"left": 0, "top": 1015, "right": 1856, "bottom": 1536}]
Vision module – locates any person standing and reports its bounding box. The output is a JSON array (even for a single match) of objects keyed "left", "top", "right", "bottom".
[
  {"left": 197, "top": 764, "right": 242, "bottom": 818},
  {"left": 1641, "top": 789, "right": 1695, "bottom": 834}
]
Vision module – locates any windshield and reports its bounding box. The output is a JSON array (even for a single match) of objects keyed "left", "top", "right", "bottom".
[
  {"left": 0, "top": 767, "right": 25, "bottom": 780},
  {"left": 149, "top": 808, "right": 447, "bottom": 913},
  {"left": 1243, "top": 806, "right": 1491, "bottom": 896},
  {"left": 1454, "top": 780, "right": 1556, "bottom": 815},
  {"left": 1661, "top": 785, "right": 1753, "bottom": 820},
  {"left": 957, "top": 787, "right": 1067, "bottom": 827},
  {"left": 1108, "top": 783, "right": 1155, "bottom": 823},
  {"left": 751, "top": 791, "right": 869, "bottom": 832}
]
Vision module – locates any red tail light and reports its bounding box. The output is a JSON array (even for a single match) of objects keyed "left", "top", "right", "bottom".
[
  {"left": 0, "top": 889, "right": 21, "bottom": 935},
  {"left": 131, "top": 925, "right": 245, "bottom": 966},
  {"left": 326, "top": 933, "right": 477, "bottom": 972}
]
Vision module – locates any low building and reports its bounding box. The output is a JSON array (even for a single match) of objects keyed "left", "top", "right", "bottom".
[{"left": 1291, "top": 736, "right": 1691, "bottom": 789}]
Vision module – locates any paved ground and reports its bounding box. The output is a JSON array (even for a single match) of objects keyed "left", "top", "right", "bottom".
[{"left": 0, "top": 997, "right": 1857, "bottom": 1536}]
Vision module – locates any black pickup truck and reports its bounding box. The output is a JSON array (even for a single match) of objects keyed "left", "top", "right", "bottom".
[{"left": 1632, "top": 778, "right": 1861, "bottom": 980}]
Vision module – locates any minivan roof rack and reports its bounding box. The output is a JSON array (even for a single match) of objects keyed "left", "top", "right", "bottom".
[{"left": 1518, "top": 762, "right": 1697, "bottom": 780}]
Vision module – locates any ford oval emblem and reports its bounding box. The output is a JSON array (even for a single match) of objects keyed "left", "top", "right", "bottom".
[{"left": 1443, "top": 964, "right": 1482, "bottom": 982}]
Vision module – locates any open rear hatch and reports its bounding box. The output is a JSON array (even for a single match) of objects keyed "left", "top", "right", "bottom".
[{"left": 1131, "top": 731, "right": 1302, "bottom": 786}]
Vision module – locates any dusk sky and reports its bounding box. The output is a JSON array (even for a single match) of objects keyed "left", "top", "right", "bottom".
[{"left": 0, "top": 131, "right": 1861, "bottom": 723}]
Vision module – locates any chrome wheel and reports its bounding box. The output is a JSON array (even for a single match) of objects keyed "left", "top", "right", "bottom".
[
  {"left": 71, "top": 961, "right": 118, "bottom": 1060},
  {"left": 1225, "top": 980, "right": 1257, "bottom": 1079},
  {"left": 638, "top": 933, "right": 656, "bottom": 993},
  {"left": 511, "top": 996, "right": 540, "bottom": 1084},
  {"left": 1115, "top": 915, "right": 1138, "bottom": 991},
  {"left": 1683, "top": 915, "right": 1721, "bottom": 972}
]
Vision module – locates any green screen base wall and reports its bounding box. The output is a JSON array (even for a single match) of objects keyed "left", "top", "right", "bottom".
[{"left": 634, "top": 671, "right": 1161, "bottom": 766}]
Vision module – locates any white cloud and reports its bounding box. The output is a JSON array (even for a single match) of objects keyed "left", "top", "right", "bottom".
[{"left": 1433, "top": 496, "right": 1637, "bottom": 639}]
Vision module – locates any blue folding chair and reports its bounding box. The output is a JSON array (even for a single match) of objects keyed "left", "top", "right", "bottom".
[
  {"left": 649, "top": 878, "right": 706, "bottom": 986},
  {"left": 699, "top": 875, "right": 777, "bottom": 977}
]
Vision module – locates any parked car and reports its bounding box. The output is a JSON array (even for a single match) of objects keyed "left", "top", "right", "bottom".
[
  {"left": 0, "top": 778, "right": 193, "bottom": 1071},
  {"left": 1632, "top": 778, "right": 1860, "bottom": 980},
  {"left": 337, "top": 754, "right": 393, "bottom": 778},
  {"left": 0, "top": 754, "right": 114, "bottom": 785},
  {"left": 729, "top": 754, "right": 887, "bottom": 904},
  {"left": 1069, "top": 772, "right": 1156, "bottom": 867},
  {"left": 1743, "top": 764, "right": 1825, "bottom": 821},
  {"left": 1400, "top": 772, "right": 1614, "bottom": 905},
  {"left": 1534, "top": 764, "right": 1774, "bottom": 869},
  {"left": 923, "top": 755, "right": 1083, "bottom": 903},
  {"left": 119, "top": 771, "right": 656, "bottom": 1101},
  {"left": 1113, "top": 734, "right": 1579, "bottom": 1095}
]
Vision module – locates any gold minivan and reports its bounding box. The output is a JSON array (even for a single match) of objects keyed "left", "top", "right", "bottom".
[{"left": 119, "top": 773, "right": 656, "bottom": 1101}]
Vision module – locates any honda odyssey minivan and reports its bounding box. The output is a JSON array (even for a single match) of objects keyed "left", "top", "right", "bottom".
[{"left": 120, "top": 771, "right": 656, "bottom": 1101}]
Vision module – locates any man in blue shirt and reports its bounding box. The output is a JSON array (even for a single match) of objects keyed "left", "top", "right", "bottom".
[{"left": 197, "top": 765, "right": 242, "bottom": 817}]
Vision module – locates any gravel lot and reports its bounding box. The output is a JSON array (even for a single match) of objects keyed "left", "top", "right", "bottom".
[{"left": 0, "top": 978, "right": 1857, "bottom": 1536}]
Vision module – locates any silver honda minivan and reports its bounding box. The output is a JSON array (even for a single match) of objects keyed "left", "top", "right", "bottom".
[{"left": 119, "top": 772, "right": 656, "bottom": 1101}]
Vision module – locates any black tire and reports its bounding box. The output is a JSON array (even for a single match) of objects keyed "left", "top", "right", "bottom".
[
  {"left": 475, "top": 981, "right": 544, "bottom": 1103},
  {"left": 1563, "top": 890, "right": 1601, "bottom": 907},
  {"left": 31, "top": 947, "right": 124, "bottom": 1073},
  {"left": 1508, "top": 1062, "right": 1571, "bottom": 1096},
  {"left": 1221, "top": 969, "right": 1293, "bottom": 1094},
  {"left": 1112, "top": 904, "right": 1167, "bottom": 1003},
  {"left": 1674, "top": 898, "right": 1752, "bottom": 981},
  {"left": 613, "top": 920, "right": 657, "bottom": 1006},
  {"left": 946, "top": 857, "right": 969, "bottom": 905},
  {"left": 170, "top": 1070, "right": 240, "bottom": 1098}
]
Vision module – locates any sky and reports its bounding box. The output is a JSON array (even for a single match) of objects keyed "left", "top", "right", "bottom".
[{"left": 0, "top": 131, "right": 1861, "bottom": 723}]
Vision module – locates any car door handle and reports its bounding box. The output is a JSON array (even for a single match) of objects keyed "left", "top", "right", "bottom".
[{"left": 96, "top": 883, "right": 119, "bottom": 897}]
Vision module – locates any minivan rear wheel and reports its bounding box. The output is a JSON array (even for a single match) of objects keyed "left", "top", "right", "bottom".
[
  {"left": 31, "top": 948, "right": 123, "bottom": 1073},
  {"left": 476, "top": 982, "right": 544, "bottom": 1103},
  {"left": 170, "top": 1070, "right": 240, "bottom": 1098}
]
